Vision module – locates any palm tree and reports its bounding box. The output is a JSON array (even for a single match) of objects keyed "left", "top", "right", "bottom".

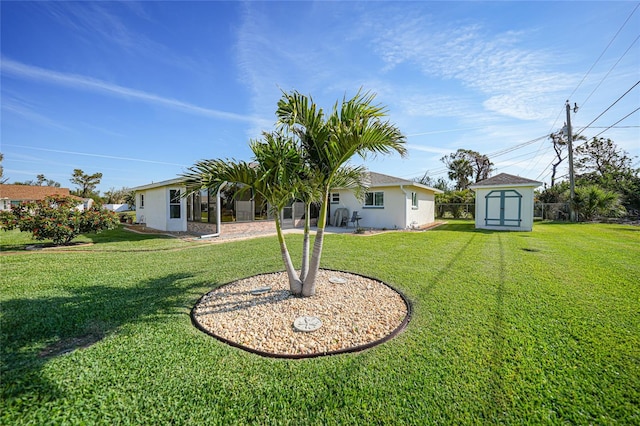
[
  {"left": 183, "top": 131, "right": 306, "bottom": 295},
  {"left": 277, "top": 89, "right": 407, "bottom": 296}
]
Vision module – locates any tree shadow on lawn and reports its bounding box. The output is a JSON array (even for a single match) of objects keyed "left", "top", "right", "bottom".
[
  {"left": 431, "top": 222, "right": 501, "bottom": 234},
  {"left": 0, "top": 227, "right": 174, "bottom": 252},
  {"left": 416, "top": 226, "right": 510, "bottom": 418},
  {"left": 0, "top": 272, "right": 206, "bottom": 406},
  {"left": 81, "top": 225, "right": 177, "bottom": 244}
]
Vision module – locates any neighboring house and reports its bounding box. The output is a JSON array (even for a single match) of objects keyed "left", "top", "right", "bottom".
[
  {"left": 0, "top": 184, "right": 86, "bottom": 211},
  {"left": 131, "top": 171, "right": 443, "bottom": 235},
  {"left": 103, "top": 204, "right": 132, "bottom": 212},
  {"left": 329, "top": 172, "right": 443, "bottom": 230},
  {"left": 131, "top": 178, "right": 187, "bottom": 232},
  {"left": 469, "top": 173, "right": 542, "bottom": 232}
]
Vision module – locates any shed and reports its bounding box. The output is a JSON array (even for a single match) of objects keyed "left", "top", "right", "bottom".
[{"left": 469, "top": 173, "right": 542, "bottom": 232}]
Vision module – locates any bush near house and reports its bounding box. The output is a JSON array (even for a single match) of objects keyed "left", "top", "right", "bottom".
[{"left": 0, "top": 195, "right": 119, "bottom": 245}]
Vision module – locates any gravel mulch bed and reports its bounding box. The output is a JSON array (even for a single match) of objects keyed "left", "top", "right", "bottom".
[{"left": 191, "top": 269, "right": 410, "bottom": 358}]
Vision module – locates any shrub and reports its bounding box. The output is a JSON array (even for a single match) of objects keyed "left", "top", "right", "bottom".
[
  {"left": 0, "top": 195, "right": 119, "bottom": 245},
  {"left": 573, "top": 185, "right": 625, "bottom": 221}
]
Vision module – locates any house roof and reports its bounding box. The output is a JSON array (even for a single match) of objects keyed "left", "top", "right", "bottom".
[
  {"left": 133, "top": 172, "right": 445, "bottom": 194},
  {"left": 0, "top": 184, "right": 72, "bottom": 200},
  {"left": 131, "top": 178, "right": 185, "bottom": 191},
  {"left": 364, "top": 172, "right": 444, "bottom": 193},
  {"left": 469, "top": 173, "right": 542, "bottom": 189}
]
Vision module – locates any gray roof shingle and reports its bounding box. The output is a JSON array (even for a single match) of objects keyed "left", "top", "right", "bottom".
[{"left": 470, "top": 173, "right": 542, "bottom": 188}]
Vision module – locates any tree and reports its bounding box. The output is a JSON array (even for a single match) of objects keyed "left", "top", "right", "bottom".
[
  {"left": 548, "top": 129, "right": 586, "bottom": 187},
  {"left": 13, "top": 174, "right": 61, "bottom": 187},
  {"left": 572, "top": 185, "right": 624, "bottom": 221},
  {"left": 0, "top": 153, "right": 8, "bottom": 184},
  {"left": 0, "top": 195, "right": 119, "bottom": 245},
  {"left": 123, "top": 190, "right": 136, "bottom": 210},
  {"left": 183, "top": 131, "right": 311, "bottom": 295},
  {"left": 102, "top": 187, "right": 131, "bottom": 204},
  {"left": 414, "top": 171, "right": 452, "bottom": 192},
  {"left": 184, "top": 89, "right": 406, "bottom": 298},
  {"left": 575, "top": 137, "right": 640, "bottom": 211},
  {"left": 70, "top": 169, "right": 103, "bottom": 198},
  {"left": 276, "top": 89, "right": 406, "bottom": 296},
  {"left": 440, "top": 149, "right": 492, "bottom": 190},
  {"left": 435, "top": 189, "right": 475, "bottom": 219}
]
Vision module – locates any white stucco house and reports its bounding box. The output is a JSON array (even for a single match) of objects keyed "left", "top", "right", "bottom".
[
  {"left": 329, "top": 172, "right": 443, "bottom": 230},
  {"left": 469, "top": 173, "right": 542, "bottom": 232},
  {"left": 131, "top": 178, "right": 187, "bottom": 232},
  {"left": 131, "top": 171, "right": 442, "bottom": 236}
]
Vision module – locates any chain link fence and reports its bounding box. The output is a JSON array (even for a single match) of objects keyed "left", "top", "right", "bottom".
[
  {"left": 436, "top": 203, "right": 475, "bottom": 219},
  {"left": 435, "top": 202, "right": 573, "bottom": 221}
]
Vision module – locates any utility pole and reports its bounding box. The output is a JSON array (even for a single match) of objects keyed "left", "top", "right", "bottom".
[{"left": 565, "top": 100, "right": 578, "bottom": 222}]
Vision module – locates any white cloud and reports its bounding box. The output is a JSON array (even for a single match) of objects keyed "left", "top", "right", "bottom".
[
  {"left": 1, "top": 97, "right": 72, "bottom": 131},
  {"left": 1, "top": 58, "right": 265, "bottom": 124},
  {"left": 368, "top": 9, "right": 577, "bottom": 121},
  {"left": 406, "top": 144, "right": 453, "bottom": 154}
]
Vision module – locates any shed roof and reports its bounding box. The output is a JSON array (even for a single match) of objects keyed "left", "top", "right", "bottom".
[
  {"left": 0, "top": 184, "right": 72, "bottom": 200},
  {"left": 469, "top": 173, "right": 542, "bottom": 189}
]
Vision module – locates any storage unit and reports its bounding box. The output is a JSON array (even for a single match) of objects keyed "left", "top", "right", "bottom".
[{"left": 470, "top": 173, "right": 542, "bottom": 232}]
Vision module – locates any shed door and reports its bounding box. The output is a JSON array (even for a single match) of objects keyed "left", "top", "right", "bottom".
[{"left": 485, "top": 190, "right": 522, "bottom": 227}]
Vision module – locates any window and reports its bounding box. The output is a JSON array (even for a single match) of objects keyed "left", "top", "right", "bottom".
[
  {"left": 331, "top": 193, "right": 340, "bottom": 204},
  {"left": 364, "top": 191, "right": 384, "bottom": 208},
  {"left": 139, "top": 193, "right": 145, "bottom": 209},
  {"left": 411, "top": 192, "right": 418, "bottom": 209},
  {"left": 169, "top": 189, "right": 181, "bottom": 219}
]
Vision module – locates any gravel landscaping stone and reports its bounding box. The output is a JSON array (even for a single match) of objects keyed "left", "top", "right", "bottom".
[{"left": 192, "top": 269, "right": 409, "bottom": 357}]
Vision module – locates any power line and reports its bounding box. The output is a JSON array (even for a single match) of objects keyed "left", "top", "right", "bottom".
[
  {"left": 591, "top": 107, "right": 640, "bottom": 139},
  {"left": 586, "top": 125, "right": 639, "bottom": 128},
  {"left": 569, "top": 2, "right": 640, "bottom": 104},
  {"left": 580, "top": 34, "right": 640, "bottom": 108},
  {"left": 575, "top": 80, "right": 640, "bottom": 137},
  {"left": 402, "top": 134, "right": 549, "bottom": 179}
]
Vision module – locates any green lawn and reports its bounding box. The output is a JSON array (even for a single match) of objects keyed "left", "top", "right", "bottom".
[{"left": 1, "top": 222, "right": 638, "bottom": 424}]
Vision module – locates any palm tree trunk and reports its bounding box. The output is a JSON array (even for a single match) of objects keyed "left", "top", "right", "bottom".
[
  {"left": 300, "top": 202, "right": 311, "bottom": 282},
  {"left": 275, "top": 213, "right": 302, "bottom": 295},
  {"left": 302, "top": 193, "right": 329, "bottom": 296}
]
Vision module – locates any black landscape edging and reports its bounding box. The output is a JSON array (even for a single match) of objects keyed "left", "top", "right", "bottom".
[{"left": 190, "top": 269, "right": 412, "bottom": 359}]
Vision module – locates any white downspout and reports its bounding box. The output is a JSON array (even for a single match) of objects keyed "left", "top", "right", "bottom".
[
  {"left": 199, "top": 182, "right": 227, "bottom": 239},
  {"left": 400, "top": 185, "right": 409, "bottom": 229}
]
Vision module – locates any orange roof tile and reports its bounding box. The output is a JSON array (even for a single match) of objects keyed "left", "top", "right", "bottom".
[{"left": 0, "top": 184, "right": 72, "bottom": 201}]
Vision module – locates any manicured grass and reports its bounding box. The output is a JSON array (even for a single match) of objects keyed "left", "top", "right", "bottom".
[
  {"left": 1, "top": 222, "right": 638, "bottom": 424},
  {"left": 0, "top": 225, "right": 192, "bottom": 252}
]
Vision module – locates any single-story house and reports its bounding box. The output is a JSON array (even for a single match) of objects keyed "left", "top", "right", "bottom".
[
  {"left": 469, "top": 173, "right": 542, "bottom": 232},
  {"left": 0, "top": 184, "right": 88, "bottom": 211},
  {"left": 131, "top": 178, "right": 187, "bottom": 232},
  {"left": 131, "top": 171, "right": 443, "bottom": 236},
  {"left": 329, "top": 172, "right": 443, "bottom": 230}
]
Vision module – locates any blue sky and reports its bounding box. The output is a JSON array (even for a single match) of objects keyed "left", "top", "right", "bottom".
[{"left": 2, "top": 1, "right": 639, "bottom": 193}]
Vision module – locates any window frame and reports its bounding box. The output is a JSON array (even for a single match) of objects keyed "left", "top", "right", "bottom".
[
  {"left": 363, "top": 191, "right": 384, "bottom": 208},
  {"left": 169, "top": 189, "right": 181, "bottom": 219},
  {"left": 330, "top": 193, "right": 340, "bottom": 204},
  {"left": 411, "top": 192, "right": 418, "bottom": 209},
  {"left": 139, "top": 193, "right": 145, "bottom": 209}
]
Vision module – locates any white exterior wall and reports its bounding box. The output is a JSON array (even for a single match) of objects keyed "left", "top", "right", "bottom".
[
  {"left": 406, "top": 189, "right": 436, "bottom": 228},
  {"left": 331, "top": 186, "right": 437, "bottom": 229},
  {"left": 103, "top": 203, "right": 132, "bottom": 212},
  {"left": 474, "top": 186, "right": 536, "bottom": 231},
  {"left": 136, "top": 185, "right": 187, "bottom": 232}
]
